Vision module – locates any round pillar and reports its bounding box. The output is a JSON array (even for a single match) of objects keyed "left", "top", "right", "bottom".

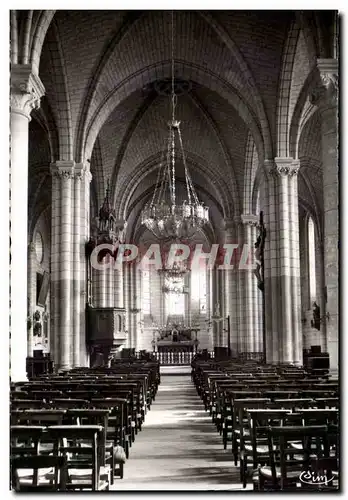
[{"left": 10, "top": 66, "right": 44, "bottom": 381}]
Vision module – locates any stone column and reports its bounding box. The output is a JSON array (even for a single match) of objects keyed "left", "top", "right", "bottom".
[
  {"left": 311, "top": 59, "right": 338, "bottom": 371},
  {"left": 78, "top": 165, "right": 91, "bottom": 367},
  {"left": 27, "top": 242, "right": 36, "bottom": 357},
  {"left": 123, "top": 263, "right": 130, "bottom": 348},
  {"left": 10, "top": 65, "right": 44, "bottom": 381},
  {"left": 72, "top": 170, "right": 81, "bottom": 366},
  {"left": 223, "top": 219, "right": 238, "bottom": 351},
  {"left": 239, "top": 214, "right": 259, "bottom": 353},
  {"left": 72, "top": 164, "right": 91, "bottom": 367},
  {"left": 218, "top": 266, "right": 225, "bottom": 347},
  {"left": 114, "top": 264, "right": 124, "bottom": 309},
  {"left": 105, "top": 257, "right": 114, "bottom": 308},
  {"left": 50, "top": 161, "right": 91, "bottom": 370},
  {"left": 100, "top": 259, "right": 107, "bottom": 308},
  {"left": 134, "top": 266, "right": 141, "bottom": 351},
  {"left": 214, "top": 267, "right": 222, "bottom": 347},
  {"left": 51, "top": 162, "right": 73, "bottom": 370},
  {"left": 318, "top": 243, "right": 327, "bottom": 352},
  {"left": 92, "top": 267, "right": 100, "bottom": 306},
  {"left": 256, "top": 270, "right": 263, "bottom": 353},
  {"left": 186, "top": 272, "right": 191, "bottom": 327},
  {"left": 248, "top": 222, "right": 262, "bottom": 352},
  {"left": 129, "top": 263, "right": 141, "bottom": 351},
  {"left": 211, "top": 267, "right": 217, "bottom": 347},
  {"left": 206, "top": 266, "right": 213, "bottom": 351},
  {"left": 129, "top": 263, "right": 136, "bottom": 349},
  {"left": 263, "top": 159, "right": 302, "bottom": 364}
]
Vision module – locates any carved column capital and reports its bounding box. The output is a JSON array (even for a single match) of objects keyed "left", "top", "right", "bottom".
[
  {"left": 10, "top": 64, "right": 45, "bottom": 120},
  {"left": 310, "top": 59, "right": 338, "bottom": 109},
  {"left": 50, "top": 161, "right": 75, "bottom": 179},
  {"left": 264, "top": 158, "right": 300, "bottom": 178},
  {"left": 240, "top": 214, "right": 259, "bottom": 227},
  {"left": 275, "top": 158, "right": 300, "bottom": 177},
  {"left": 50, "top": 161, "right": 92, "bottom": 181}
]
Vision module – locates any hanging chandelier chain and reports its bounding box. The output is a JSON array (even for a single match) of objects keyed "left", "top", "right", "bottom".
[
  {"left": 171, "top": 10, "right": 176, "bottom": 122},
  {"left": 177, "top": 126, "right": 199, "bottom": 205},
  {"left": 166, "top": 128, "right": 173, "bottom": 203},
  {"left": 151, "top": 148, "right": 166, "bottom": 208},
  {"left": 170, "top": 10, "right": 176, "bottom": 207},
  {"left": 177, "top": 124, "right": 191, "bottom": 205},
  {"left": 171, "top": 125, "right": 176, "bottom": 206},
  {"left": 140, "top": 10, "right": 209, "bottom": 240}
]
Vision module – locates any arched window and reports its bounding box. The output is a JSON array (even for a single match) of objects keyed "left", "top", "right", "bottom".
[
  {"left": 165, "top": 277, "right": 185, "bottom": 316},
  {"left": 166, "top": 290, "right": 185, "bottom": 316},
  {"left": 190, "top": 264, "right": 207, "bottom": 313},
  {"left": 308, "top": 217, "right": 317, "bottom": 304}
]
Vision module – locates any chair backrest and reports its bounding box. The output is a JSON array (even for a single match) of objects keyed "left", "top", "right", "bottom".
[
  {"left": 10, "top": 425, "right": 45, "bottom": 458},
  {"left": 11, "top": 454, "right": 67, "bottom": 491},
  {"left": 294, "top": 408, "right": 338, "bottom": 426},
  {"left": 46, "top": 425, "right": 104, "bottom": 490},
  {"left": 267, "top": 425, "right": 330, "bottom": 490},
  {"left": 27, "top": 390, "right": 63, "bottom": 401},
  {"left": 66, "top": 409, "right": 110, "bottom": 465},
  {"left": 11, "top": 399, "right": 48, "bottom": 410},
  {"left": 314, "top": 398, "right": 339, "bottom": 409},
  {"left": 11, "top": 409, "right": 66, "bottom": 426},
  {"left": 50, "top": 398, "right": 90, "bottom": 409},
  {"left": 265, "top": 390, "right": 301, "bottom": 400},
  {"left": 271, "top": 398, "right": 314, "bottom": 410},
  {"left": 233, "top": 399, "right": 271, "bottom": 436},
  {"left": 247, "top": 409, "right": 291, "bottom": 461},
  {"left": 10, "top": 390, "right": 29, "bottom": 400}
]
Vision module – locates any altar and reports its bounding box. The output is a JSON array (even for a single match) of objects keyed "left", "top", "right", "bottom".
[{"left": 154, "top": 327, "right": 199, "bottom": 354}]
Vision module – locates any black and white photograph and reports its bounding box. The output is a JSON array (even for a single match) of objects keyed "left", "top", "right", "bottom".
[{"left": 8, "top": 7, "right": 340, "bottom": 493}]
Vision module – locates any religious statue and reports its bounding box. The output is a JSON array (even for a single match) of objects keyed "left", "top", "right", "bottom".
[
  {"left": 213, "top": 302, "right": 221, "bottom": 319},
  {"left": 171, "top": 328, "right": 179, "bottom": 342},
  {"left": 98, "top": 179, "right": 117, "bottom": 233},
  {"left": 33, "top": 310, "right": 42, "bottom": 337},
  {"left": 311, "top": 302, "right": 321, "bottom": 331},
  {"left": 254, "top": 212, "right": 266, "bottom": 291}
]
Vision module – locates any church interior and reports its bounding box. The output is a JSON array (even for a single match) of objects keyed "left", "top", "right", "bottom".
[{"left": 10, "top": 9, "right": 339, "bottom": 491}]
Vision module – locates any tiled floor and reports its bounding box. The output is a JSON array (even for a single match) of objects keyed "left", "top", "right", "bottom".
[{"left": 111, "top": 374, "right": 252, "bottom": 491}]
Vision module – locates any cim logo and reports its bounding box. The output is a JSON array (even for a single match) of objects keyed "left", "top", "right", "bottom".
[{"left": 299, "top": 470, "right": 335, "bottom": 486}]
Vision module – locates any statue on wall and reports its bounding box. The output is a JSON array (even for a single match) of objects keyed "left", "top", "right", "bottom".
[
  {"left": 213, "top": 302, "right": 221, "bottom": 319},
  {"left": 254, "top": 212, "right": 266, "bottom": 291},
  {"left": 311, "top": 302, "right": 321, "bottom": 331},
  {"left": 99, "top": 180, "right": 117, "bottom": 233}
]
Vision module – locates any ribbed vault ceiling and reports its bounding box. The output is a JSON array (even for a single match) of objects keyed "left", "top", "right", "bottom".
[{"left": 32, "top": 9, "right": 326, "bottom": 232}]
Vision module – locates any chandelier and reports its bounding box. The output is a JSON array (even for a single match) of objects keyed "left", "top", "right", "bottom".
[
  {"left": 158, "top": 261, "right": 188, "bottom": 280},
  {"left": 141, "top": 12, "right": 209, "bottom": 241},
  {"left": 162, "top": 278, "right": 188, "bottom": 295}
]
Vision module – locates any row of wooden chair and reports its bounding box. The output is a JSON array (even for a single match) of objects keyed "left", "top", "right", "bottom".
[
  {"left": 191, "top": 359, "right": 339, "bottom": 491},
  {"left": 10, "top": 359, "right": 160, "bottom": 491},
  {"left": 11, "top": 425, "right": 112, "bottom": 491}
]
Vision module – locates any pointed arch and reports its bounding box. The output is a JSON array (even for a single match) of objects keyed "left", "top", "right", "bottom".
[
  {"left": 276, "top": 20, "right": 300, "bottom": 157},
  {"left": 243, "top": 131, "right": 258, "bottom": 214}
]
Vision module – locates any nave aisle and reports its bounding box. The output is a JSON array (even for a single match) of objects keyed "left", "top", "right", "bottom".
[{"left": 112, "top": 374, "right": 251, "bottom": 491}]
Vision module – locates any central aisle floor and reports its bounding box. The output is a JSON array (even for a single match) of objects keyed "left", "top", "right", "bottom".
[{"left": 112, "top": 374, "right": 252, "bottom": 491}]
